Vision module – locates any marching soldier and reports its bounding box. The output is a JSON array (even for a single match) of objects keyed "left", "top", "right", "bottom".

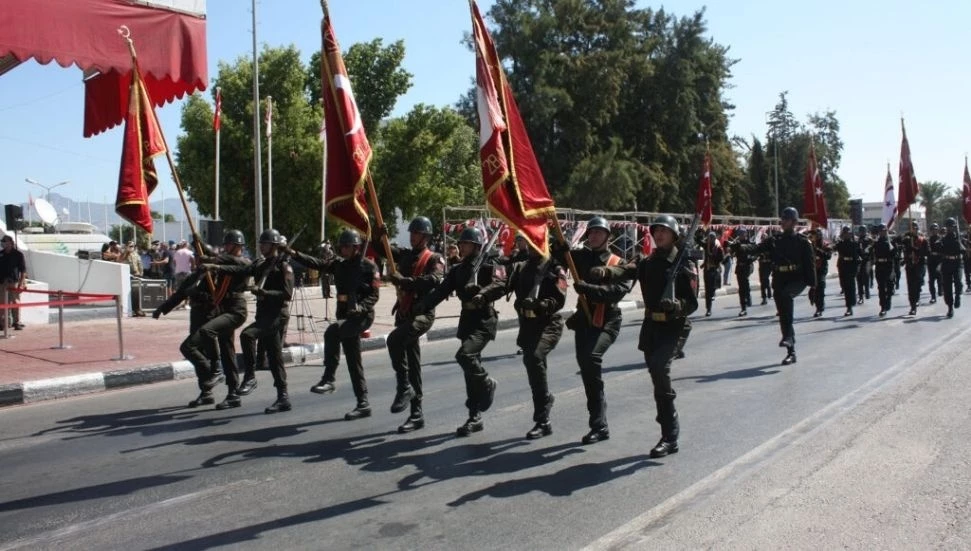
[
  {"left": 376, "top": 216, "right": 445, "bottom": 433},
  {"left": 834, "top": 226, "right": 860, "bottom": 316},
  {"left": 809, "top": 229, "right": 832, "bottom": 317},
  {"left": 962, "top": 233, "right": 971, "bottom": 290},
  {"left": 939, "top": 218, "right": 964, "bottom": 318},
  {"left": 555, "top": 216, "right": 632, "bottom": 444},
  {"left": 489, "top": 243, "right": 567, "bottom": 439},
  {"left": 701, "top": 232, "right": 723, "bottom": 317},
  {"left": 178, "top": 230, "right": 252, "bottom": 409},
  {"left": 205, "top": 229, "right": 294, "bottom": 414},
  {"left": 298, "top": 229, "right": 380, "bottom": 420},
  {"left": 855, "top": 225, "right": 873, "bottom": 303},
  {"left": 873, "top": 224, "right": 895, "bottom": 317},
  {"left": 609, "top": 215, "right": 698, "bottom": 458},
  {"left": 414, "top": 228, "right": 502, "bottom": 437},
  {"left": 927, "top": 223, "right": 943, "bottom": 304},
  {"left": 729, "top": 228, "right": 754, "bottom": 316},
  {"left": 499, "top": 233, "right": 530, "bottom": 267},
  {"left": 901, "top": 221, "right": 929, "bottom": 316},
  {"left": 892, "top": 231, "right": 904, "bottom": 292},
  {"left": 757, "top": 241, "right": 774, "bottom": 305},
  {"left": 741, "top": 207, "right": 815, "bottom": 365}
]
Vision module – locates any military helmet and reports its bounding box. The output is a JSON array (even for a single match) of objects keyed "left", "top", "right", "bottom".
[
  {"left": 780, "top": 207, "right": 799, "bottom": 221},
  {"left": 946, "top": 217, "right": 958, "bottom": 227},
  {"left": 408, "top": 216, "right": 433, "bottom": 235},
  {"left": 223, "top": 229, "right": 245, "bottom": 246},
  {"left": 840, "top": 225, "right": 851, "bottom": 234},
  {"left": 931, "top": 222, "right": 940, "bottom": 230},
  {"left": 338, "top": 229, "right": 363, "bottom": 247},
  {"left": 707, "top": 231, "right": 717, "bottom": 239},
  {"left": 259, "top": 228, "right": 283, "bottom": 245},
  {"left": 585, "top": 216, "right": 610, "bottom": 235},
  {"left": 735, "top": 227, "right": 748, "bottom": 236},
  {"left": 514, "top": 232, "right": 527, "bottom": 242},
  {"left": 650, "top": 214, "right": 680, "bottom": 236},
  {"left": 911, "top": 220, "right": 919, "bottom": 228},
  {"left": 877, "top": 223, "right": 888, "bottom": 231},
  {"left": 457, "top": 227, "right": 484, "bottom": 246},
  {"left": 857, "top": 225, "right": 867, "bottom": 235}
]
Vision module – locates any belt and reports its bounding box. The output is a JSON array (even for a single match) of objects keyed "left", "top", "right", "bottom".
[
  {"left": 522, "top": 308, "right": 538, "bottom": 319},
  {"left": 839, "top": 258, "right": 856, "bottom": 262},
  {"left": 644, "top": 309, "right": 670, "bottom": 322},
  {"left": 463, "top": 301, "right": 485, "bottom": 310},
  {"left": 875, "top": 258, "right": 892, "bottom": 263},
  {"left": 776, "top": 264, "right": 798, "bottom": 273},
  {"left": 945, "top": 255, "right": 961, "bottom": 260},
  {"left": 337, "top": 294, "right": 348, "bottom": 302}
]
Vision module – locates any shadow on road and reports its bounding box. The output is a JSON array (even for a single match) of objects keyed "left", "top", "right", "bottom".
[
  {"left": 0, "top": 474, "right": 192, "bottom": 513},
  {"left": 120, "top": 418, "right": 348, "bottom": 454},
  {"left": 672, "top": 363, "right": 782, "bottom": 383},
  {"left": 30, "top": 406, "right": 269, "bottom": 441}
]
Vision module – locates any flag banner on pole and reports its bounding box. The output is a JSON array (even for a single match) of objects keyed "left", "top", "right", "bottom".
[
  {"left": 116, "top": 56, "right": 166, "bottom": 234},
  {"left": 695, "top": 148, "right": 713, "bottom": 226},
  {"left": 265, "top": 97, "right": 272, "bottom": 138},
  {"left": 213, "top": 88, "right": 221, "bottom": 132},
  {"left": 897, "top": 119, "right": 920, "bottom": 217},
  {"left": 320, "top": 4, "right": 371, "bottom": 238},
  {"left": 471, "top": 0, "right": 555, "bottom": 256},
  {"left": 802, "top": 140, "right": 829, "bottom": 227},
  {"left": 963, "top": 158, "right": 971, "bottom": 225},
  {"left": 881, "top": 166, "right": 896, "bottom": 227}
]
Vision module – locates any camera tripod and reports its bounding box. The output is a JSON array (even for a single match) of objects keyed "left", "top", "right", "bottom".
[{"left": 287, "top": 274, "right": 325, "bottom": 348}]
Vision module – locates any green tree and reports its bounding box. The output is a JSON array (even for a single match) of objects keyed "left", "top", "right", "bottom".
[
  {"left": 745, "top": 137, "right": 773, "bottom": 217},
  {"left": 918, "top": 181, "right": 950, "bottom": 225},
  {"left": 371, "top": 104, "right": 482, "bottom": 232},
  {"left": 109, "top": 225, "right": 150, "bottom": 250}
]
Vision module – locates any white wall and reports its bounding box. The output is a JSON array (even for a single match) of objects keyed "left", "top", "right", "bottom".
[{"left": 24, "top": 250, "right": 130, "bottom": 313}]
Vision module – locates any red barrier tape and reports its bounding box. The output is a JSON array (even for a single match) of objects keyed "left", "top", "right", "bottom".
[
  {"left": 6, "top": 288, "right": 116, "bottom": 299},
  {"left": 0, "top": 296, "right": 115, "bottom": 309}
]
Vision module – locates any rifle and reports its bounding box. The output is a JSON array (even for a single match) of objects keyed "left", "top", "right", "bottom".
[
  {"left": 662, "top": 213, "right": 701, "bottom": 301},
  {"left": 468, "top": 224, "right": 504, "bottom": 286},
  {"left": 257, "top": 224, "right": 307, "bottom": 290}
]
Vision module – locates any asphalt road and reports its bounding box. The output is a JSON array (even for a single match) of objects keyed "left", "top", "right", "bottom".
[{"left": 0, "top": 290, "right": 964, "bottom": 551}]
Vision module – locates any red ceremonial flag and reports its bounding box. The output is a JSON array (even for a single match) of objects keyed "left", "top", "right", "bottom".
[
  {"left": 963, "top": 157, "right": 971, "bottom": 225},
  {"left": 116, "top": 56, "right": 166, "bottom": 234},
  {"left": 802, "top": 140, "right": 829, "bottom": 227},
  {"left": 897, "top": 119, "right": 920, "bottom": 217},
  {"left": 213, "top": 88, "right": 221, "bottom": 132},
  {"left": 320, "top": 4, "right": 372, "bottom": 238},
  {"left": 471, "top": 0, "right": 555, "bottom": 256},
  {"left": 695, "top": 148, "right": 713, "bottom": 225}
]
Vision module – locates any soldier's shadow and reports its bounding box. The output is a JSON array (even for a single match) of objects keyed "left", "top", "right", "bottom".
[
  {"left": 672, "top": 363, "right": 781, "bottom": 383},
  {"left": 31, "top": 407, "right": 264, "bottom": 441},
  {"left": 602, "top": 362, "right": 646, "bottom": 375},
  {"left": 121, "top": 418, "right": 348, "bottom": 454}
]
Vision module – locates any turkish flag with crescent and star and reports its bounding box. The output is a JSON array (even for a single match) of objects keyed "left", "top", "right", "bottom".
[
  {"left": 802, "top": 140, "right": 828, "bottom": 227},
  {"left": 881, "top": 166, "right": 896, "bottom": 227},
  {"left": 471, "top": 0, "right": 555, "bottom": 256},
  {"left": 962, "top": 158, "right": 971, "bottom": 225},
  {"left": 320, "top": 4, "right": 372, "bottom": 238},
  {"left": 896, "top": 119, "right": 920, "bottom": 218},
  {"left": 695, "top": 148, "right": 713, "bottom": 226}
]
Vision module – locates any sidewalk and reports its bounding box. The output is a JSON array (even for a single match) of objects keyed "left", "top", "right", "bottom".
[{"left": 0, "top": 258, "right": 838, "bottom": 408}]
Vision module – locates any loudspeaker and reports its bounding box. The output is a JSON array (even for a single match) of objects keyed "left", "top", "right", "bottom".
[
  {"left": 849, "top": 199, "right": 863, "bottom": 226},
  {"left": 200, "top": 219, "right": 225, "bottom": 248},
  {"left": 4, "top": 204, "right": 24, "bottom": 231}
]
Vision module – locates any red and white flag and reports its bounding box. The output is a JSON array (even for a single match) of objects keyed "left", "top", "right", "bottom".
[
  {"left": 695, "top": 147, "right": 713, "bottom": 226},
  {"left": 802, "top": 140, "right": 829, "bottom": 227},
  {"left": 962, "top": 157, "right": 971, "bottom": 225},
  {"left": 881, "top": 166, "right": 896, "bottom": 227},
  {"left": 896, "top": 119, "right": 920, "bottom": 217},
  {"left": 213, "top": 87, "right": 222, "bottom": 132}
]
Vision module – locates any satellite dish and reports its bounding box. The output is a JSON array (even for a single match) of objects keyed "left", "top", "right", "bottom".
[{"left": 33, "top": 198, "right": 59, "bottom": 225}]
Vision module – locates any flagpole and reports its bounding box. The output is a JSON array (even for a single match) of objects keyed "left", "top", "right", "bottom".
[
  {"left": 320, "top": 98, "right": 327, "bottom": 243},
  {"left": 266, "top": 95, "right": 273, "bottom": 229},
  {"left": 550, "top": 215, "right": 592, "bottom": 321},
  {"left": 320, "top": 0, "right": 396, "bottom": 275},
  {"left": 103, "top": 196, "right": 108, "bottom": 237},
  {"left": 251, "top": 0, "right": 265, "bottom": 246},
  {"left": 120, "top": 28, "right": 215, "bottom": 293},
  {"left": 214, "top": 86, "right": 221, "bottom": 221}
]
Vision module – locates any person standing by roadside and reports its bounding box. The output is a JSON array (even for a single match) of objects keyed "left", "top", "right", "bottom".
[
  {"left": 0, "top": 235, "right": 27, "bottom": 330},
  {"left": 121, "top": 242, "right": 146, "bottom": 317}
]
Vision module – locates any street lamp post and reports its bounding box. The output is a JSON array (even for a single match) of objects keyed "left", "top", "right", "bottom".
[{"left": 25, "top": 178, "right": 70, "bottom": 203}]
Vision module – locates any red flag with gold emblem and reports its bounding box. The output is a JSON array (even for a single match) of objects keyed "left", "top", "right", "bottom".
[
  {"left": 802, "top": 140, "right": 829, "bottom": 227},
  {"left": 695, "top": 148, "right": 713, "bottom": 225},
  {"left": 897, "top": 119, "right": 920, "bottom": 217},
  {"left": 471, "top": 0, "right": 555, "bottom": 256},
  {"left": 962, "top": 157, "right": 971, "bottom": 225},
  {"left": 116, "top": 56, "right": 166, "bottom": 234},
  {"left": 320, "top": 3, "right": 372, "bottom": 238}
]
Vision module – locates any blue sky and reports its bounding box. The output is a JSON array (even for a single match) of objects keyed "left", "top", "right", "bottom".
[{"left": 1, "top": 0, "right": 969, "bottom": 217}]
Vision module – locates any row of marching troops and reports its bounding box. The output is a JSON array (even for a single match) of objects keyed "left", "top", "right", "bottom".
[
  {"left": 148, "top": 206, "right": 958, "bottom": 460},
  {"left": 698, "top": 218, "right": 969, "bottom": 320}
]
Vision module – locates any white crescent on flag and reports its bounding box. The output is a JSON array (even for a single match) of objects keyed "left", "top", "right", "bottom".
[{"left": 334, "top": 74, "right": 363, "bottom": 137}]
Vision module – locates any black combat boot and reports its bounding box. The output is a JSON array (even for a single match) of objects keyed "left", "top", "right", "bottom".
[
  {"left": 947, "top": 306, "right": 954, "bottom": 318},
  {"left": 188, "top": 391, "right": 215, "bottom": 408},
  {"left": 310, "top": 377, "right": 336, "bottom": 394},
  {"left": 237, "top": 377, "right": 258, "bottom": 396},
  {"left": 956, "top": 295, "right": 961, "bottom": 308},
  {"left": 782, "top": 347, "right": 797, "bottom": 365},
  {"left": 526, "top": 422, "right": 552, "bottom": 440},
  {"left": 216, "top": 393, "right": 241, "bottom": 410},
  {"left": 200, "top": 373, "right": 225, "bottom": 391},
  {"left": 456, "top": 413, "right": 484, "bottom": 437},
  {"left": 650, "top": 438, "right": 679, "bottom": 458},
  {"left": 477, "top": 377, "right": 497, "bottom": 412},
  {"left": 390, "top": 374, "right": 414, "bottom": 414},
  {"left": 344, "top": 400, "right": 372, "bottom": 420},
  {"left": 582, "top": 427, "right": 610, "bottom": 445},
  {"left": 265, "top": 390, "right": 292, "bottom": 414}
]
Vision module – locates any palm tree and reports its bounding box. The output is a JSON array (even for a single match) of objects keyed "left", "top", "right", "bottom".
[{"left": 918, "top": 181, "right": 950, "bottom": 225}]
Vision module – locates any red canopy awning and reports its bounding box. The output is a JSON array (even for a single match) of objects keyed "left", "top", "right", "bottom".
[{"left": 0, "top": 0, "right": 207, "bottom": 137}]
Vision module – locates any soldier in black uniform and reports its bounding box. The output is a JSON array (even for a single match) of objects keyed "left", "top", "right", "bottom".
[
  {"left": 809, "top": 229, "right": 832, "bottom": 317},
  {"left": 757, "top": 242, "right": 774, "bottom": 305},
  {"left": 609, "top": 215, "right": 698, "bottom": 458},
  {"left": 962, "top": 233, "right": 971, "bottom": 290},
  {"left": 377, "top": 216, "right": 445, "bottom": 433},
  {"left": 178, "top": 230, "right": 252, "bottom": 409},
  {"left": 488, "top": 243, "right": 567, "bottom": 439},
  {"left": 939, "top": 217, "right": 964, "bottom": 318},
  {"left": 873, "top": 224, "right": 895, "bottom": 317},
  {"left": 834, "top": 226, "right": 860, "bottom": 316},
  {"left": 206, "top": 229, "right": 294, "bottom": 414},
  {"left": 742, "top": 207, "right": 815, "bottom": 365},
  {"left": 555, "top": 216, "right": 632, "bottom": 444},
  {"left": 499, "top": 233, "right": 530, "bottom": 267},
  {"left": 855, "top": 226, "right": 873, "bottom": 303},
  {"left": 927, "top": 223, "right": 943, "bottom": 304},
  {"left": 701, "top": 232, "right": 722, "bottom": 317},
  {"left": 892, "top": 231, "right": 903, "bottom": 292},
  {"left": 298, "top": 229, "right": 380, "bottom": 420},
  {"left": 729, "top": 228, "right": 754, "bottom": 316},
  {"left": 414, "top": 227, "right": 502, "bottom": 437},
  {"left": 901, "top": 221, "right": 929, "bottom": 316}
]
